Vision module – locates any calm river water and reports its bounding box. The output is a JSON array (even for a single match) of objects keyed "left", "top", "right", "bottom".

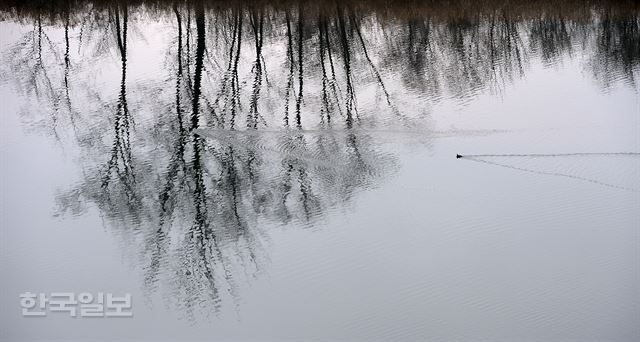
[{"left": 1, "top": 1, "right": 639, "bottom": 340}]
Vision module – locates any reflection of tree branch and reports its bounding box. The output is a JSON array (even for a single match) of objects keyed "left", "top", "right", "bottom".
[
  {"left": 63, "top": 9, "right": 78, "bottom": 134},
  {"left": 209, "top": 7, "right": 242, "bottom": 129},
  {"left": 350, "top": 14, "right": 392, "bottom": 107},
  {"left": 248, "top": 8, "right": 265, "bottom": 129},
  {"left": 102, "top": 5, "right": 136, "bottom": 204}
]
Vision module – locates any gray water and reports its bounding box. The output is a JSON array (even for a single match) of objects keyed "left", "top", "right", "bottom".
[{"left": 1, "top": 2, "right": 639, "bottom": 340}]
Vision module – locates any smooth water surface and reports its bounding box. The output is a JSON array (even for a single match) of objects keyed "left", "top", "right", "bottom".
[{"left": 1, "top": 1, "right": 639, "bottom": 340}]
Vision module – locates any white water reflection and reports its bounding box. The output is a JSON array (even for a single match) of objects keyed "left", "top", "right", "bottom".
[{"left": 0, "top": 1, "right": 639, "bottom": 340}]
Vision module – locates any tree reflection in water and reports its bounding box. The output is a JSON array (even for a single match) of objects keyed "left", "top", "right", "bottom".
[{"left": 1, "top": 0, "right": 638, "bottom": 316}]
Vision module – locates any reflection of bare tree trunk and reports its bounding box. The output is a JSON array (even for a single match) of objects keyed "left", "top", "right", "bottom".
[
  {"left": 283, "top": 9, "right": 294, "bottom": 127},
  {"left": 191, "top": 0, "right": 213, "bottom": 243},
  {"left": 37, "top": 14, "right": 42, "bottom": 63},
  {"left": 187, "top": 1, "right": 225, "bottom": 311},
  {"left": 191, "top": 2, "right": 205, "bottom": 130},
  {"left": 174, "top": 5, "right": 186, "bottom": 136},
  {"left": 64, "top": 11, "right": 70, "bottom": 97},
  {"left": 63, "top": 7, "right": 77, "bottom": 132},
  {"left": 146, "top": 4, "right": 177, "bottom": 284},
  {"left": 336, "top": 4, "right": 355, "bottom": 128},
  {"left": 318, "top": 15, "right": 330, "bottom": 125},
  {"left": 229, "top": 9, "right": 243, "bottom": 129},
  {"left": 323, "top": 17, "right": 342, "bottom": 117},
  {"left": 295, "top": 5, "right": 304, "bottom": 128},
  {"left": 248, "top": 9, "right": 264, "bottom": 129},
  {"left": 159, "top": 4, "right": 189, "bottom": 223},
  {"left": 191, "top": 2, "right": 210, "bottom": 264},
  {"left": 103, "top": 5, "right": 135, "bottom": 197},
  {"left": 185, "top": 6, "right": 192, "bottom": 92}
]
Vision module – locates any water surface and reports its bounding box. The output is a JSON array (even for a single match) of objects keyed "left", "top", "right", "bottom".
[{"left": 0, "top": 1, "right": 639, "bottom": 340}]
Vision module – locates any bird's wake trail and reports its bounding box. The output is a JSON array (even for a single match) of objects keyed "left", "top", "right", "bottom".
[{"left": 458, "top": 153, "right": 640, "bottom": 191}]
